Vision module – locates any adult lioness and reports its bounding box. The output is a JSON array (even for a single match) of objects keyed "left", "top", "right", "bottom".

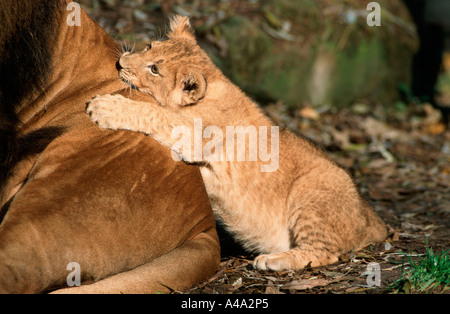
[{"left": 0, "top": 0, "right": 219, "bottom": 293}]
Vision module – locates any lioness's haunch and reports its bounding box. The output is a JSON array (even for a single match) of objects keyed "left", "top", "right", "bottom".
[
  {"left": 87, "top": 16, "right": 387, "bottom": 271},
  {"left": 0, "top": 2, "right": 219, "bottom": 293}
]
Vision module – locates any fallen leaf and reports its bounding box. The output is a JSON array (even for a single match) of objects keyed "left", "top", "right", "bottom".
[
  {"left": 281, "top": 279, "right": 332, "bottom": 291},
  {"left": 328, "top": 126, "right": 350, "bottom": 148},
  {"left": 264, "top": 281, "right": 284, "bottom": 294},
  {"left": 391, "top": 231, "right": 400, "bottom": 241},
  {"left": 345, "top": 286, "right": 371, "bottom": 293},
  {"left": 321, "top": 271, "right": 346, "bottom": 279},
  {"left": 367, "top": 159, "right": 392, "bottom": 169},
  {"left": 263, "top": 10, "right": 282, "bottom": 29},
  {"left": 231, "top": 277, "right": 243, "bottom": 291},
  {"left": 423, "top": 123, "right": 446, "bottom": 135},
  {"left": 299, "top": 106, "right": 320, "bottom": 120}
]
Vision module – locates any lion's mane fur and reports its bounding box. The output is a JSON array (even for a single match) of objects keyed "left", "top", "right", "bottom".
[{"left": 0, "top": 0, "right": 65, "bottom": 188}]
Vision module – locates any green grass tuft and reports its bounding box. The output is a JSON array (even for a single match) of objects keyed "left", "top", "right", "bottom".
[{"left": 390, "top": 247, "right": 449, "bottom": 293}]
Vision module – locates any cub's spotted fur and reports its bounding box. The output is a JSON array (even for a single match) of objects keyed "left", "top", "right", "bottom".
[{"left": 87, "top": 16, "right": 387, "bottom": 271}]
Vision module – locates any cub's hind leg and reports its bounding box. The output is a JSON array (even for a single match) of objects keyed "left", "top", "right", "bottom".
[
  {"left": 253, "top": 246, "right": 340, "bottom": 271},
  {"left": 253, "top": 206, "right": 342, "bottom": 271},
  {"left": 253, "top": 166, "right": 386, "bottom": 272}
]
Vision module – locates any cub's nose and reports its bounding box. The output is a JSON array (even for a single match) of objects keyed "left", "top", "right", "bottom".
[
  {"left": 115, "top": 60, "right": 123, "bottom": 71},
  {"left": 117, "top": 54, "right": 129, "bottom": 70}
]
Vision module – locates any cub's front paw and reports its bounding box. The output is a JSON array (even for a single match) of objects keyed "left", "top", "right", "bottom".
[{"left": 86, "top": 94, "right": 127, "bottom": 130}]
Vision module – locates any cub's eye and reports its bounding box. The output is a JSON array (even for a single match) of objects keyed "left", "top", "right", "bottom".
[
  {"left": 144, "top": 42, "right": 152, "bottom": 51},
  {"left": 148, "top": 64, "right": 159, "bottom": 76}
]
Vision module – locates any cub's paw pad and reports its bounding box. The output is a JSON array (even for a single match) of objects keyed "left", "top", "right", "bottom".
[{"left": 86, "top": 94, "right": 126, "bottom": 130}]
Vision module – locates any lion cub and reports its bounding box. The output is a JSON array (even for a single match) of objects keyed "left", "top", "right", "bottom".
[{"left": 86, "top": 16, "right": 387, "bottom": 271}]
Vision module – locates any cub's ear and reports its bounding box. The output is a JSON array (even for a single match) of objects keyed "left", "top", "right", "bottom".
[
  {"left": 167, "top": 15, "right": 195, "bottom": 40},
  {"left": 172, "top": 68, "right": 206, "bottom": 106}
]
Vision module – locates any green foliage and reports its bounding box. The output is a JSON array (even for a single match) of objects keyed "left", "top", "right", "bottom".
[
  {"left": 437, "top": 70, "right": 450, "bottom": 95},
  {"left": 331, "top": 39, "right": 387, "bottom": 106},
  {"left": 390, "top": 247, "right": 449, "bottom": 293},
  {"left": 198, "top": 0, "right": 418, "bottom": 109},
  {"left": 218, "top": 16, "right": 273, "bottom": 92},
  {"left": 261, "top": 0, "right": 319, "bottom": 23}
]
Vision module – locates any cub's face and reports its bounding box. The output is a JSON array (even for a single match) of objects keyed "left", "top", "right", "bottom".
[{"left": 117, "top": 16, "right": 211, "bottom": 108}]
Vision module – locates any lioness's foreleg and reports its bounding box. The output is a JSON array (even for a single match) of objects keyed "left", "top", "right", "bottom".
[{"left": 51, "top": 230, "right": 220, "bottom": 294}]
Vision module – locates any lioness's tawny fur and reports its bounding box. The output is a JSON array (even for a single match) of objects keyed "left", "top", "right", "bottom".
[{"left": 87, "top": 15, "right": 387, "bottom": 271}]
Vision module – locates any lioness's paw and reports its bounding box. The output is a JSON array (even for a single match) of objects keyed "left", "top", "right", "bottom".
[{"left": 86, "top": 94, "right": 127, "bottom": 130}]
